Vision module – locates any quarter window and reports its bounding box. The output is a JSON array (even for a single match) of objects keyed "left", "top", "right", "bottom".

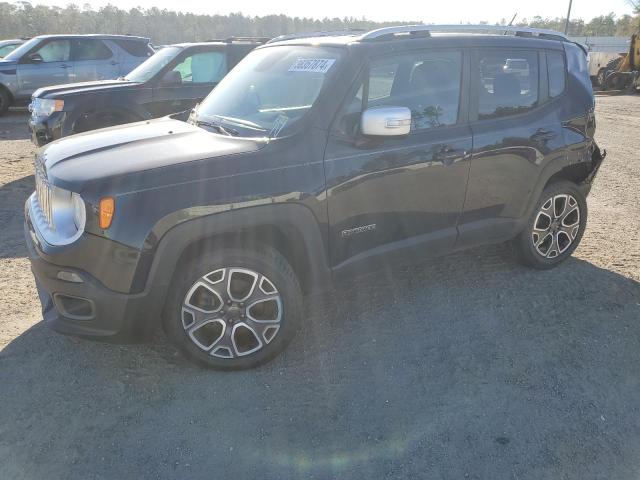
[
  {"left": 366, "top": 51, "right": 463, "bottom": 131},
  {"left": 476, "top": 50, "right": 539, "bottom": 119},
  {"left": 171, "top": 51, "right": 228, "bottom": 84},
  {"left": 547, "top": 51, "right": 566, "bottom": 98}
]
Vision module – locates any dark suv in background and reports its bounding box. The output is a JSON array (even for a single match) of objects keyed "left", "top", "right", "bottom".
[
  {"left": 24, "top": 25, "right": 605, "bottom": 370},
  {"left": 0, "top": 34, "right": 153, "bottom": 115},
  {"left": 28, "top": 38, "right": 266, "bottom": 145}
]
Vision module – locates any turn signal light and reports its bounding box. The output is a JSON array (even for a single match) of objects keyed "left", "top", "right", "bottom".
[{"left": 99, "top": 197, "right": 115, "bottom": 230}]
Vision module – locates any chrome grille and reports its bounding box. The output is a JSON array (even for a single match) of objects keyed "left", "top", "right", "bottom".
[{"left": 34, "top": 156, "right": 54, "bottom": 230}]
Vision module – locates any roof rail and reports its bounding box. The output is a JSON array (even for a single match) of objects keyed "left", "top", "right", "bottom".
[
  {"left": 206, "top": 36, "right": 270, "bottom": 43},
  {"left": 359, "top": 24, "right": 569, "bottom": 42},
  {"left": 266, "top": 30, "right": 365, "bottom": 44}
]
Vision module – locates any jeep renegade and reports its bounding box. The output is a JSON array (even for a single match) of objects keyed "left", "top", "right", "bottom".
[{"left": 24, "top": 26, "right": 605, "bottom": 369}]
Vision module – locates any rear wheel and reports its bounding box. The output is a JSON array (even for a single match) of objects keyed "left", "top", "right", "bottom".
[
  {"left": 515, "top": 181, "right": 587, "bottom": 269},
  {"left": 0, "top": 88, "right": 10, "bottom": 116},
  {"left": 164, "top": 245, "right": 303, "bottom": 370}
]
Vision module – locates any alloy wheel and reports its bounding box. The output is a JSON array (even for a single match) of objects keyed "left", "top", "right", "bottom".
[
  {"left": 531, "top": 194, "right": 581, "bottom": 259},
  {"left": 181, "top": 267, "right": 282, "bottom": 359}
]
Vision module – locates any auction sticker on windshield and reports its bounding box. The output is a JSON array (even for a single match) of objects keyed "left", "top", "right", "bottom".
[{"left": 288, "top": 58, "right": 336, "bottom": 73}]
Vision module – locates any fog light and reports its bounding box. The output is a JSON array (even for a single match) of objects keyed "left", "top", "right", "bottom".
[
  {"left": 56, "top": 271, "right": 83, "bottom": 283},
  {"left": 53, "top": 294, "right": 94, "bottom": 320}
]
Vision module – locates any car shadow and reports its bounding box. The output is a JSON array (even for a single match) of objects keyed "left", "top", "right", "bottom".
[
  {"left": 1, "top": 250, "right": 639, "bottom": 479},
  {"left": 0, "top": 174, "right": 33, "bottom": 258},
  {"left": 0, "top": 109, "right": 30, "bottom": 141}
]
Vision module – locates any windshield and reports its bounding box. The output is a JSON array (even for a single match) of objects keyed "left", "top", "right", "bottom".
[
  {"left": 195, "top": 45, "right": 344, "bottom": 138},
  {"left": 125, "top": 46, "right": 181, "bottom": 82},
  {"left": 3, "top": 37, "right": 40, "bottom": 61}
]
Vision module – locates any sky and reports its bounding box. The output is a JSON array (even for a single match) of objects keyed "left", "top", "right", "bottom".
[{"left": 31, "top": 0, "right": 635, "bottom": 23}]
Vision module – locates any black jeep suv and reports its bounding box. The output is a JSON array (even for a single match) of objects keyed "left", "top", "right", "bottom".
[
  {"left": 25, "top": 26, "right": 605, "bottom": 369},
  {"left": 27, "top": 38, "right": 266, "bottom": 146}
]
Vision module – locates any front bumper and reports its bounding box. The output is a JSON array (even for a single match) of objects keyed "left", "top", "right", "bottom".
[
  {"left": 28, "top": 112, "right": 67, "bottom": 147},
  {"left": 24, "top": 203, "right": 160, "bottom": 342}
]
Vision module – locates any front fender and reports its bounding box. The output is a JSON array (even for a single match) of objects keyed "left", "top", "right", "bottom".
[{"left": 132, "top": 203, "right": 332, "bottom": 296}]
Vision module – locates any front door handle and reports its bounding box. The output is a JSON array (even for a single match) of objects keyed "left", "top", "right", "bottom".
[
  {"left": 59, "top": 64, "right": 70, "bottom": 69},
  {"left": 110, "top": 60, "right": 118, "bottom": 66}
]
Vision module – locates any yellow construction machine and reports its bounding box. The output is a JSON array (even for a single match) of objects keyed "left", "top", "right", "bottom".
[{"left": 603, "top": 32, "right": 640, "bottom": 91}]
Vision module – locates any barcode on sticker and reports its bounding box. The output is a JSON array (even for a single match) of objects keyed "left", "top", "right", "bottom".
[{"left": 288, "top": 58, "right": 336, "bottom": 73}]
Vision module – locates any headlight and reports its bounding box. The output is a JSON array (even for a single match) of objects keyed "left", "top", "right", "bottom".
[
  {"left": 29, "top": 98, "right": 64, "bottom": 118},
  {"left": 31, "top": 183, "right": 86, "bottom": 246},
  {"left": 50, "top": 186, "right": 85, "bottom": 238},
  {"left": 72, "top": 192, "right": 86, "bottom": 230}
]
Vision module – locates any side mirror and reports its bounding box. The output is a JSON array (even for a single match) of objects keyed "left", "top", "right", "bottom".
[
  {"left": 160, "top": 70, "right": 182, "bottom": 86},
  {"left": 361, "top": 106, "right": 411, "bottom": 136},
  {"left": 27, "top": 53, "right": 43, "bottom": 64}
]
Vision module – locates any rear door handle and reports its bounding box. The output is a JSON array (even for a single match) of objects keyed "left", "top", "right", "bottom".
[
  {"left": 435, "top": 146, "right": 468, "bottom": 166},
  {"left": 110, "top": 60, "right": 118, "bottom": 66},
  {"left": 532, "top": 128, "right": 558, "bottom": 142},
  {"left": 59, "top": 64, "right": 70, "bottom": 69}
]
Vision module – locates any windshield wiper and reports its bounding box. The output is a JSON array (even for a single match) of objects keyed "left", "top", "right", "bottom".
[
  {"left": 214, "top": 115, "right": 266, "bottom": 132},
  {"left": 196, "top": 120, "right": 239, "bottom": 137}
]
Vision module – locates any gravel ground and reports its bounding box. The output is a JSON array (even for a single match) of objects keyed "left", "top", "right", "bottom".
[{"left": 0, "top": 98, "right": 639, "bottom": 480}]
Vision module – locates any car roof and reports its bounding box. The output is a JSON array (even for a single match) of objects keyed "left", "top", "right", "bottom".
[
  {"left": 264, "top": 25, "right": 575, "bottom": 51},
  {"left": 262, "top": 34, "right": 568, "bottom": 51},
  {"left": 168, "top": 42, "right": 257, "bottom": 48},
  {"left": 34, "top": 34, "right": 150, "bottom": 42}
]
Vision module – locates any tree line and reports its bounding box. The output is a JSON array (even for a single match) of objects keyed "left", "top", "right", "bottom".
[{"left": 0, "top": 1, "right": 638, "bottom": 45}]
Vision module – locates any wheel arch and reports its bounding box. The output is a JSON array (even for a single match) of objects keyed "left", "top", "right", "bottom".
[
  {"left": 0, "top": 83, "right": 14, "bottom": 110},
  {"left": 136, "top": 203, "right": 332, "bottom": 318},
  {"left": 518, "top": 143, "right": 602, "bottom": 230},
  {"left": 0, "top": 82, "right": 14, "bottom": 100}
]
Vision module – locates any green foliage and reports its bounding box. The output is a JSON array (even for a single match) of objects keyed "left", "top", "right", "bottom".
[
  {"left": 0, "top": 1, "right": 637, "bottom": 44},
  {"left": 517, "top": 12, "right": 638, "bottom": 36},
  {"left": 0, "top": 2, "right": 416, "bottom": 43}
]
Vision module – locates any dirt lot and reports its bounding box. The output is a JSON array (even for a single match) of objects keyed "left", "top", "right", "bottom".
[{"left": 0, "top": 98, "right": 639, "bottom": 479}]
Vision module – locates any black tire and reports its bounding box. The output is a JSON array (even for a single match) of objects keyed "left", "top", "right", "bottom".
[
  {"left": 600, "top": 57, "right": 624, "bottom": 91},
  {"left": 0, "top": 88, "right": 10, "bottom": 116},
  {"left": 596, "top": 68, "right": 607, "bottom": 87},
  {"left": 514, "top": 181, "right": 587, "bottom": 270},
  {"left": 163, "top": 245, "right": 303, "bottom": 370},
  {"left": 605, "top": 56, "right": 623, "bottom": 72}
]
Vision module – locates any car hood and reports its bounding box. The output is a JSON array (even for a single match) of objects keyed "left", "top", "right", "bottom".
[
  {"left": 42, "top": 117, "right": 267, "bottom": 195},
  {"left": 34, "top": 79, "right": 143, "bottom": 98}
]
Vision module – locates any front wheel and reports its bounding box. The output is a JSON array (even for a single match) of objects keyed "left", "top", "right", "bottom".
[
  {"left": 515, "top": 181, "right": 587, "bottom": 269},
  {"left": 163, "top": 245, "right": 303, "bottom": 370}
]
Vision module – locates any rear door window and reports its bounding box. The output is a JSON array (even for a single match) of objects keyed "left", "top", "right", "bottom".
[
  {"left": 171, "top": 51, "right": 228, "bottom": 84},
  {"left": 475, "top": 49, "right": 539, "bottom": 119},
  {"left": 113, "top": 39, "right": 154, "bottom": 58},
  {"left": 71, "top": 39, "right": 112, "bottom": 61}
]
